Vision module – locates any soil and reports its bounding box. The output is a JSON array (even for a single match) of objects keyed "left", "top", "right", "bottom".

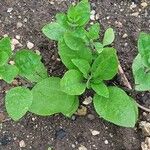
[{"left": 0, "top": 0, "right": 150, "bottom": 150}]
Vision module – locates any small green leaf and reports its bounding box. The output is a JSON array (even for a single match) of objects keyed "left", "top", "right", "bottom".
[
  {"left": 60, "top": 70, "right": 86, "bottom": 95},
  {"left": 30, "top": 77, "right": 79, "bottom": 116},
  {"left": 64, "top": 32, "right": 85, "bottom": 51},
  {"left": 42, "top": 22, "right": 66, "bottom": 41},
  {"left": 103, "top": 28, "right": 115, "bottom": 46},
  {"left": 91, "top": 82, "right": 109, "bottom": 98},
  {"left": 94, "top": 42, "right": 103, "bottom": 53},
  {"left": 67, "top": 0, "right": 90, "bottom": 26},
  {"left": 58, "top": 40, "right": 92, "bottom": 69},
  {"left": 138, "top": 32, "right": 150, "bottom": 67},
  {"left": 0, "top": 37, "right": 12, "bottom": 56},
  {"left": 14, "top": 50, "right": 48, "bottom": 82},
  {"left": 91, "top": 48, "right": 118, "bottom": 80},
  {"left": 0, "top": 51, "right": 9, "bottom": 66},
  {"left": 71, "top": 58, "right": 90, "bottom": 78},
  {"left": 0, "top": 64, "right": 19, "bottom": 83},
  {"left": 132, "top": 54, "right": 150, "bottom": 91},
  {"left": 5, "top": 87, "right": 33, "bottom": 121},
  {"left": 93, "top": 86, "right": 138, "bottom": 127},
  {"left": 88, "top": 23, "right": 100, "bottom": 40}
]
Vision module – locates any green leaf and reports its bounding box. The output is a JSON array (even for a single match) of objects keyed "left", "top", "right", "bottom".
[
  {"left": 91, "top": 48, "right": 118, "bottom": 80},
  {"left": 64, "top": 32, "right": 85, "bottom": 51},
  {"left": 0, "top": 37, "right": 12, "bottom": 56},
  {"left": 30, "top": 77, "right": 79, "bottom": 116},
  {"left": 91, "top": 82, "right": 109, "bottom": 98},
  {"left": 94, "top": 42, "right": 103, "bottom": 53},
  {"left": 138, "top": 32, "right": 150, "bottom": 67},
  {"left": 5, "top": 87, "right": 33, "bottom": 121},
  {"left": 71, "top": 58, "right": 90, "bottom": 78},
  {"left": 93, "top": 86, "right": 138, "bottom": 127},
  {"left": 42, "top": 22, "right": 66, "bottom": 41},
  {"left": 0, "top": 51, "right": 9, "bottom": 66},
  {"left": 0, "top": 64, "right": 19, "bottom": 83},
  {"left": 103, "top": 28, "right": 115, "bottom": 46},
  {"left": 88, "top": 23, "right": 100, "bottom": 40},
  {"left": 58, "top": 40, "right": 92, "bottom": 69},
  {"left": 67, "top": 0, "right": 90, "bottom": 26},
  {"left": 14, "top": 50, "right": 48, "bottom": 82},
  {"left": 132, "top": 54, "right": 150, "bottom": 91},
  {"left": 60, "top": 70, "right": 86, "bottom": 95}
]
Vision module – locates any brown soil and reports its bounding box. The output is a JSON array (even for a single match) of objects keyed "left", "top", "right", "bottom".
[{"left": 0, "top": 0, "right": 150, "bottom": 150}]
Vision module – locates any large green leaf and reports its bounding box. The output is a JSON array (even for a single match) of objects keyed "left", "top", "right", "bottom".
[
  {"left": 60, "top": 70, "right": 86, "bottom": 95},
  {"left": 0, "top": 37, "right": 12, "bottom": 56},
  {"left": 0, "top": 64, "right": 19, "bottom": 83},
  {"left": 91, "top": 48, "right": 118, "bottom": 80},
  {"left": 64, "top": 32, "right": 85, "bottom": 51},
  {"left": 132, "top": 54, "right": 150, "bottom": 91},
  {"left": 138, "top": 32, "right": 150, "bottom": 67},
  {"left": 0, "top": 51, "right": 9, "bottom": 66},
  {"left": 67, "top": 0, "right": 90, "bottom": 26},
  {"left": 71, "top": 58, "right": 90, "bottom": 78},
  {"left": 58, "top": 40, "right": 92, "bottom": 69},
  {"left": 14, "top": 50, "right": 48, "bottom": 82},
  {"left": 103, "top": 28, "right": 115, "bottom": 46},
  {"left": 88, "top": 23, "right": 100, "bottom": 40},
  {"left": 91, "top": 82, "right": 109, "bottom": 98},
  {"left": 5, "top": 87, "right": 33, "bottom": 121},
  {"left": 93, "top": 86, "right": 138, "bottom": 127},
  {"left": 30, "top": 77, "right": 79, "bottom": 117},
  {"left": 42, "top": 22, "right": 66, "bottom": 41}
]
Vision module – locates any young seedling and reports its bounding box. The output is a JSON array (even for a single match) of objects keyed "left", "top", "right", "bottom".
[
  {"left": 42, "top": 0, "right": 138, "bottom": 127},
  {"left": 132, "top": 32, "right": 150, "bottom": 91}
]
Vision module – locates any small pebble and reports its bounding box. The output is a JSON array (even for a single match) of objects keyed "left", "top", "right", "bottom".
[
  {"left": 24, "top": 18, "right": 28, "bottom": 23},
  {"left": 83, "top": 96, "right": 92, "bottom": 105},
  {"left": 90, "top": 130, "right": 100, "bottom": 136},
  {"left": 17, "top": 22, "right": 23, "bottom": 28},
  {"left": 87, "top": 114, "right": 95, "bottom": 120},
  {"left": 7, "top": 8, "right": 13, "bottom": 13},
  {"left": 55, "top": 129, "right": 66, "bottom": 140},
  {"left": 91, "top": 10, "right": 96, "bottom": 15},
  {"left": 78, "top": 145, "right": 87, "bottom": 150},
  {"left": 122, "top": 33, "right": 128, "bottom": 38},
  {"left": 115, "top": 21, "right": 123, "bottom": 28},
  {"left": 19, "top": 140, "right": 26, "bottom": 148},
  {"left": 104, "top": 140, "right": 109, "bottom": 145},
  {"left": 130, "top": 3, "right": 137, "bottom": 9},
  {"left": 35, "top": 50, "right": 41, "bottom": 55},
  {"left": 12, "top": 80, "right": 19, "bottom": 86},
  {"left": 27, "top": 41, "right": 34, "bottom": 49},
  {"left": 72, "top": 144, "right": 76, "bottom": 148},
  {"left": 9, "top": 61, "right": 15, "bottom": 65},
  {"left": 141, "top": 2, "right": 148, "bottom": 9},
  {"left": 139, "top": 121, "right": 150, "bottom": 136},
  {"left": 141, "top": 137, "right": 150, "bottom": 150},
  {"left": 76, "top": 105, "right": 87, "bottom": 116},
  {"left": 131, "top": 12, "right": 139, "bottom": 17},
  {"left": 90, "top": 15, "right": 95, "bottom": 21},
  {"left": 15, "top": 35, "right": 20, "bottom": 40}
]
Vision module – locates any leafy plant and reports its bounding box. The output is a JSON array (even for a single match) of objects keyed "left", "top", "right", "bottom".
[
  {"left": 42, "top": 0, "right": 138, "bottom": 127},
  {"left": 132, "top": 32, "right": 150, "bottom": 91},
  {"left": 1, "top": 0, "right": 139, "bottom": 128}
]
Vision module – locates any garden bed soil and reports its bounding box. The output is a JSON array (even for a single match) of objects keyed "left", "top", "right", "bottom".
[{"left": 0, "top": 0, "right": 150, "bottom": 149}]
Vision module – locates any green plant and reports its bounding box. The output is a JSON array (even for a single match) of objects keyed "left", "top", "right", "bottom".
[
  {"left": 132, "top": 32, "right": 150, "bottom": 91},
  {"left": 42, "top": 0, "right": 138, "bottom": 127},
  {"left": 1, "top": 0, "right": 138, "bottom": 127}
]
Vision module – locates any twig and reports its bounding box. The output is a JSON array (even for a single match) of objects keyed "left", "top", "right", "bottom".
[{"left": 118, "top": 64, "right": 150, "bottom": 112}]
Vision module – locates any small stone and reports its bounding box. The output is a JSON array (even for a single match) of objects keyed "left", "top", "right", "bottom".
[
  {"left": 7, "top": 8, "right": 13, "bottom": 13},
  {"left": 130, "top": 3, "right": 137, "bottom": 9},
  {"left": 76, "top": 105, "right": 87, "bottom": 116},
  {"left": 15, "top": 35, "right": 20, "bottom": 40},
  {"left": 11, "top": 39, "right": 22, "bottom": 50},
  {"left": 55, "top": 129, "right": 66, "bottom": 140},
  {"left": 27, "top": 41, "right": 34, "bottom": 49},
  {"left": 141, "top": 137, "right": 150, "bottom": 150},
  {"left": 23, "top": 18, "right": 28, "bottom": 23},
  {"left": 17, "top": 22, "right": 23, "bottom": 28},
  {"left": 90, "top": 14, "right": 95, "bottom": 21},
  {"left": 104, "top": 140, "right": 109, "bottom": 144},
  {"left": 3, "top": 34, "right": 8, "bottom": 37},
  {"left": 90, "top": 130, "right": 100, "bottom": 136},
  {"left": 95, "top": 14, "right": 99, "bottom": 20},
  {"left": 122, "top": 33, "right": 128, "bottom": 38},
  {"left": 72, "top": 144, "right": 76, "bottom": 148},
  {"left": 87, "top": 114, "right": 95, "bottom": 120},
  {"left": 19, "top": 140, "right": 26, "bottom": 148},
  {"left": 78, "top": 145, "right": 87, "bottom": 150},
  {"left": 9, "top": 61, "right": 15, "bottom": 65},
  {"left": 12, "top": 79, "right": 19, "bottom": 86},
  {"left": 83, "top": 96, "right": 92, "bottom": 105},
  {"left": 90, "top": 10, "right": 96, "bottom": 15},
  {"left": 71, "top": 115, "right": 76, "bottom": 121},
  {"left": 141, "top": 2, "right": 148, "bottom": 9},
  {"left": 115, "top": 21, "right": 123, "bottom": 28},
  {"left": 35, "top": 50, "right": 41, "bottom": 55},
  {"left": 131, "top": 12, "right": 139, "bottom": 17},
  {"left": 48, "top": 147, "right": 52, "bottom": 150},
  {"left": 106, "top": 16, "right": 110, "bottom": 20},
  {"left": 139, "top": 121, "right": 150, "bottom": 136}
]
